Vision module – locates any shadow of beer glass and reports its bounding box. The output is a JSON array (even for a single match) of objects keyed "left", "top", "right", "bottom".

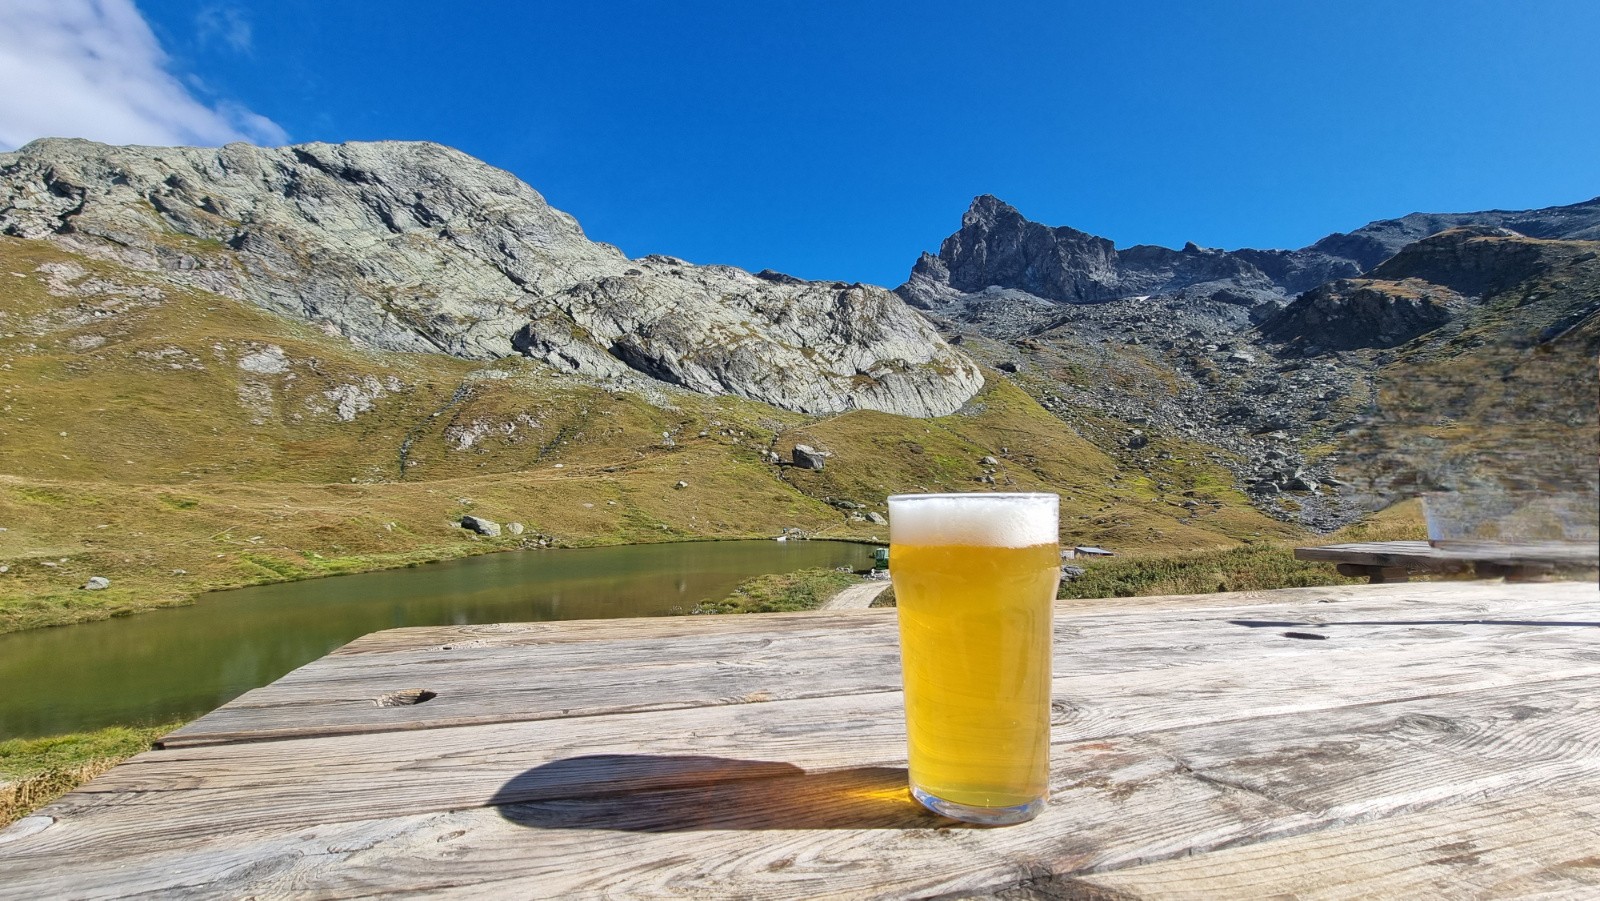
[{"left": 488, "top": 754, "right": 948, "bottom": 832}]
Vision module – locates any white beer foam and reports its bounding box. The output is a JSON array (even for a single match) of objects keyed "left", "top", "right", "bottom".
[{"left": 887, "top": 493, "right": 1058, "bottom": 548}]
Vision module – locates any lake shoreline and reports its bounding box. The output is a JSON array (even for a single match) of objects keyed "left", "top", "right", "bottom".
[
  {"left": 0, "top": 539, "right": 882, "bottom": 739},
  {"left": 1, "top": 531, "right": 889, "bottom": 636}
]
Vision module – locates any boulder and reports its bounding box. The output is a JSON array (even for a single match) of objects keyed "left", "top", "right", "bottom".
[
  {"left": 460, "top": 515, "right": 502, "bottom": 537},
  {"left": 865, "top": 511, "right": 887, "bottom": 525},
  {"left": 506, "top": 522, "right": 525, "bottom": 536},
  {"left": 791, "top": 445, "right": 827, "bottom": 471},
  {"left": 84, "top": 576, "right": 110, "bottom": 590},
  {"left": 1284, "top": 476, "right": 1319, "bottom": 493}
]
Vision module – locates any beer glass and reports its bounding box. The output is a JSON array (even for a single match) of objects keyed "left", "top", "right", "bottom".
[{"left": 888, "top": 492, "right": 1060, "bottom": 825}]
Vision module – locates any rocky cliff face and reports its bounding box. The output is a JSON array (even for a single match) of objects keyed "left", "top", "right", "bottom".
[
  {"left": 1257, "top": 278, "right": 1465, "bottom": 351},
  {"left": 899, "top": 194, "right": 1600, "bottom": 314},
  {"left": 899, "top": 195, "right": 1289, "bottom": 311},
  {"left": 0, "top": 138, "right": 979, "bottom": 417}
]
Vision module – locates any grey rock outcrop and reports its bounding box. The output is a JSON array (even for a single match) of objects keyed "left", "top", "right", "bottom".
[
  {"left": 460, "top": 515, "right": 501, "bottom": 537},
  {"left": 1363, "top": 226, "right": 1558, "bottom": 298},
  {"left": 1259, "top": 278, "right": 1466, "bottom": 351},
  {"left": 84, "top": 576, "right": 110, "bottom": 590},
  {"left": 0, "top": 138, "right": 979, "bottom": 417},
  {"left": 512, "top": 258, "right": 979, "bottom": 417},
  {"left": 791, "top": 444, "right": 827, "bottom": 471},
  {"left": 1258, "top": 227, "right": 1586, "bottom": 352}
]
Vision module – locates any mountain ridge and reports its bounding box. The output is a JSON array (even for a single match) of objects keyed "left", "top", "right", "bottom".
[
  {"left": 0, "top": 138, "right": 980, "bottom": 418},
  {"left": 898, "top": 192, "right": 1600, "bottom": 309}
]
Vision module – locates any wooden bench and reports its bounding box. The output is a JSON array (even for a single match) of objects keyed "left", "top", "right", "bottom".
[
  {"left": 3, "top": 581, "right": 1599, "bottom": 898},
  {"left": 1295, "top": 539, "right": 1600, "bottom": 583}
]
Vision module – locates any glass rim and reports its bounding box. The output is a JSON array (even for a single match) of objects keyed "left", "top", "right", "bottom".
[{"left": 887, "top": 492, "right": 1058, "bottom": 502}]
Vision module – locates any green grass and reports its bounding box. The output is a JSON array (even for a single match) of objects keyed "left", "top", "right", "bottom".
[
  {"left": 1058, "top": 543, "right": 1356, "bottom": 599},
  {"left": 1, "top": 721, "right": 179, "bottom": 827},
  {"left": 691, "top": 567, "right": 861, "bottom": 614}
]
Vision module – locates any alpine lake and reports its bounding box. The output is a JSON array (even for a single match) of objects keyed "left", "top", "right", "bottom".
[{"left": 0, "top": 539, "right": 876, "bottom": 739}]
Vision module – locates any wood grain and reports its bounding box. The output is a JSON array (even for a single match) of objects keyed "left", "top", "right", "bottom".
[
  {"left": 4, "top": 581, "right": 1598, "bottom": 899},
  {"left": 1072, "top": 786, "right": 1600, "bottom": 900},
  {"left": 162, "top": 582, "right": 1600, "bottom": 747},
  {"left": 9, "top": 674, "right": 1599, "bottom": 899},
  {"left": 329, "top": 581, "right": 1531, "bottom": 656}
]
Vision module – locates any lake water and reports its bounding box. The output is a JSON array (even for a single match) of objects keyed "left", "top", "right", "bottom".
[{"left": 0, "top": 540, "right": 874, "bottom": 739}]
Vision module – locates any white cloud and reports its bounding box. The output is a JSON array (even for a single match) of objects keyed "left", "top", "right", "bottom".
[
  {"left": 0, "top": 0, "right": 287, "bottom": 151},
  {"left": 196, "top": 5, "right": 252, "bottom": 54}
]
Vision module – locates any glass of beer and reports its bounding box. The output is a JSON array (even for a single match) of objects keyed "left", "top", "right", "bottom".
[{"left": 888, "top": 492, "right": 1060, "bottom": 825}]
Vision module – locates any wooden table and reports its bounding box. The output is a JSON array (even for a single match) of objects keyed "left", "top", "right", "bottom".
[
  {"left": 4, "top": 581, "right": 1600, "bottom": 899},
  {"left": 1295, "top": 539, "right": 1600, "bottom": 583}
]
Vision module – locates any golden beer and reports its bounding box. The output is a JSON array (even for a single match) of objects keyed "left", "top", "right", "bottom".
[{"left": 888, "top": 493, "right": 1060, "bottom": 825}]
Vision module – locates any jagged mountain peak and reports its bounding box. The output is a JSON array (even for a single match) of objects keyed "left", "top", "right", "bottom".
[
  {"left": 900, "top": 192, "right": 1600, "bottom": 311},
  {"left": 964, "top": 193, "right": 1015, "bottom": 217}
]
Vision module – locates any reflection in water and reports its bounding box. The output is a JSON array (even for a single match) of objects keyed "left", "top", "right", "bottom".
[{"left": 1, "top": 540, "right": 872, "bottom": 738}]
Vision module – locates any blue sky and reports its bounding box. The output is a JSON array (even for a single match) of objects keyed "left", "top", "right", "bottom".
[{"left": 3, "top": 1, "right": 1598, "bottom": 286}]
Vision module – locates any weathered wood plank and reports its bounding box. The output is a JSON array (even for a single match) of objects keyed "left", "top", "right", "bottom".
[
  {"left": 8, "top": 676, "right": 1599, "bottom": 899},
  {"left": 819, "top": 579, "right": 891, "bottom": 610},
  {"left": 1336, "top": 562, "right": 1414, "bottom": 583},
  {"left": 0, "top": 736, "right": 1304, "bottom": 900},
  {"left": 160, "top": 583, "right": 1599, "bottom": 747},
  {"left": 1297, "top": 540, "right": 1599, "bottom": 569},
  {"left": 158, "top": 621, "right": 908, "bottom": 747},
  {"left": 331, "top": 581, "right": 1549, "bottom": 656},
  {"left": 12, "top": 638, "right": 1599, "bottom": 860},
  {"left": 1072, "top": 786, "right": 1600, "bottom": 900},
  {"left": 8, "top": 583, "right": 1599, "bottom": 899}
]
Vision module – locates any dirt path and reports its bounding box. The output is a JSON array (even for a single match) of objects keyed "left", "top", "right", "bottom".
[{"left": 819, "top": 579, "right": 891, "bottom": 610}]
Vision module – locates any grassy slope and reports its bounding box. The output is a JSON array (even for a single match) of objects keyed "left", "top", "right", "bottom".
[
  {"left": 0, "top": 237, "right": 1306, "bottom": 633},
  {"left": 0, "top": 721, "right": 177, "bottom": 827}
]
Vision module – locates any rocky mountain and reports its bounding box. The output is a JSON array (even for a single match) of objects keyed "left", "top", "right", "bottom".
[
  {"left": 899, "top": 196, "right": 1600, "bottom": 529},
  {"left": 0, "top": 138, "right": 979, "bottom": 417},
  {"left": 1, "top": 135, "right": 1592, "bottom": 637},
  {"left": 900, "top": 194, "right": 1600, "bottom": 311},
  {"left": 0, "top": 135, "right": 1591, "bottom": 541}
]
